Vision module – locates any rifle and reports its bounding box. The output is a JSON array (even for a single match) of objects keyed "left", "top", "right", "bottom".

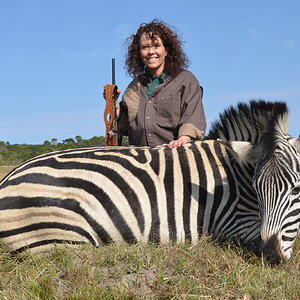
[{"left": 103, "top": 58, "right": 119, "bottom": 146}]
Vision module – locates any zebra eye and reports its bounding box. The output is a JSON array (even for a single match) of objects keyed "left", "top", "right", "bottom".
[{"left": 291, "top": 187, "right": 300, "bottom": 195}]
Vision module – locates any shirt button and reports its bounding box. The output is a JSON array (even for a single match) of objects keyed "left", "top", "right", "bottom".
[
  {"left": 149, "top": 100, "right": 152, "bottom": 103},
  {"left": 146, "top": 116, "right": 150, "bottom": 119},
  {"left": 148, "top": 133, "right": 152, "bottom": 137}
]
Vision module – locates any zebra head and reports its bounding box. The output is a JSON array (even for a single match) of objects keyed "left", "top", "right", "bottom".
[
  {"left": 252, "top": 123, "right": 300, "bottom": 264},
  {"left": 210, "top": 100, "right": 300, "bottom": 264}
]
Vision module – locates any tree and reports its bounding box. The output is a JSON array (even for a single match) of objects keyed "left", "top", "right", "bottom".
[
  {"left": 43, "top": 140, "right": 51, "bottom": 146},
  {"left": 51, "top": 138, "right": 58, "bottom": 146},
  {"left": 75, "top": 135, "right": 83, "bottom": 144},
  {"left": 0, "top": 141, "right": 6, "bottom": 151},
  {"left": 63, "top": 138, "right": 76, "bottom": 145}
]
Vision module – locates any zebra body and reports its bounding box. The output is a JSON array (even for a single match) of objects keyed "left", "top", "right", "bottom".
[
  {"left": 0, "top": 100, "right": 299, "bottom": 264},
  {"left": 0, "top": 140, "right": 259, "bottom": 254}
]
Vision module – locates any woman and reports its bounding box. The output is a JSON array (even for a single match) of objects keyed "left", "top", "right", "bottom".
[{"left": 118, "top": 19, "right": 206, "bottom": 148}]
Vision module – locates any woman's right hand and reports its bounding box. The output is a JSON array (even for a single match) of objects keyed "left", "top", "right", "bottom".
[
  {"left": 167, "top": 135, "right": 191, "bottom": 148},
  {"left": 103, "top": 85, "right": 122, "bottom": 100}
]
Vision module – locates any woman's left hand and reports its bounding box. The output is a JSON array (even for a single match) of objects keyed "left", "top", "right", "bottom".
[{"left": 167, "top": 135, "right": 191, "bottom": 148}]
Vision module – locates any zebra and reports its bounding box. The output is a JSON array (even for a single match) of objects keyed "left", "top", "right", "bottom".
[{"left": 0, "top": 100, "right": 299, "bottom": 264}]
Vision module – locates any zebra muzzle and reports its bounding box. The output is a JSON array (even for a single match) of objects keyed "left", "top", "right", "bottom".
[{"left": 260, "top": 234, "right": 284, "bottom": 265}]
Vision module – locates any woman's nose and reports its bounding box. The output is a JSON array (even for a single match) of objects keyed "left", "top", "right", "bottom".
[{"left": 148, "top": 47, "right": 155, "bottom": 54}]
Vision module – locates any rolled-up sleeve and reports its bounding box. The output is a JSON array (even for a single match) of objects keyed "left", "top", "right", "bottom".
[{"left": 178, "top": 79, "right": 206, "bottom": 139}]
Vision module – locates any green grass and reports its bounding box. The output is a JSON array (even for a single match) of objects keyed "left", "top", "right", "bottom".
[
  {"left": 0, "top": 167, "right": 299, "bottom": 299},
  {"left": 0, "top": 239, "right": 299, "bottom": 299}
]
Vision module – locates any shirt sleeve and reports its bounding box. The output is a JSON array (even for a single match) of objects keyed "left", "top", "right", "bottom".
[
  {"left": 178, "top": 78, "right": 206, "bottom": 139},
  {"left": 117, "top": 77, "right": 143, "bottom": 138}
]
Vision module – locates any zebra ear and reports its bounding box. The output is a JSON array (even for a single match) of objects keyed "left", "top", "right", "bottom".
[
  {"left": 228, "top": 141, "right": 260, "bottom": 163},
  {"left": 289, "top": 138, "right": 300, "bottom": 154}
]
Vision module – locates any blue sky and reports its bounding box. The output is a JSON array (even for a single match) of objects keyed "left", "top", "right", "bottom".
[{"left": 1, "top": 0, "right": 299, "bottom": 144}]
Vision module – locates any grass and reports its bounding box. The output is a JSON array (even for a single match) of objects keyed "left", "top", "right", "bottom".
[
  {"left": 0, "top": 166, "right": 15, "bottom": 180},
  {"left": 0, "top": 239, "right": 299, "bottom": 299},
  {"left": 0, "top": 167, "right": 299, "bottom": 299}
]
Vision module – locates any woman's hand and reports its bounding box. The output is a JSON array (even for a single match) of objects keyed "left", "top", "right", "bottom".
[
  {"left": 167, "top": 135, "right": 191, "bottom": 148},
  {"left": 103, "top": 85, "right": 122, "bottom": 100}
]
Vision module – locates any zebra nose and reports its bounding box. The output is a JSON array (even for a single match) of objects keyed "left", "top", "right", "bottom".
[{"left": 260, "top": 234, "right": 284, "bottom": 265}]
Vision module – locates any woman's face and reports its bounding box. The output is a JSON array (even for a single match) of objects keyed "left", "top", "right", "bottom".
[{"left": 139, "top": 33, "right": 168, "bottom": 76}]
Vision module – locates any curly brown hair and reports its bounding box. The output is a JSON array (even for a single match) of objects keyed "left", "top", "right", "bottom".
[{"left": 125, "top": 19, "right": 189, "bottom": 79}]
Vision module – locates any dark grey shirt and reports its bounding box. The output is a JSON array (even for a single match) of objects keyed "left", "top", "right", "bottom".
[{"left": 118, "top": 70, "right": 206, "bottom": 147}]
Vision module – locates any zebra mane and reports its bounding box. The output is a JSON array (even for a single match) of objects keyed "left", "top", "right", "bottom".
[{"left": 208, "top": 100, "right": 290, "bottom": 145}]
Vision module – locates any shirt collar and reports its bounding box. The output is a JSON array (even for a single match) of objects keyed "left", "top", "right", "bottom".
[{"left": 145, "top": 70, "right": 166, "bottom": 82}]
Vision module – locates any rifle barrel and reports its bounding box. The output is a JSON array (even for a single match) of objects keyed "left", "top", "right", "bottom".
[{"left": 112, "top": 58, "right": 115, "bottom": 85}]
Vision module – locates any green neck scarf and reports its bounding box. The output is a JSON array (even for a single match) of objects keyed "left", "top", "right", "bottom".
[{"left": 146, "top": 72, "right": 165, "bottom": 97}]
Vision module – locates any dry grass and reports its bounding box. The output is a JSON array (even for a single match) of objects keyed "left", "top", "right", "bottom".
[
  {"left": 0, "top": 166, "right": 15, "bottom": 180},
  {"left": 0, "top": 239, "right": 299, "bottom": 299}
]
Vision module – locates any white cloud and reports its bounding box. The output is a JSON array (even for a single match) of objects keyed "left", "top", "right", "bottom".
[{"left": 283, "top": 40, "right": 294, "bottom": 48}]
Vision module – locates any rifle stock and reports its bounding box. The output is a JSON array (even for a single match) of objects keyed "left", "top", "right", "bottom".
[{"left": 103, "top": 84, "right": 118, "bottom": 146}]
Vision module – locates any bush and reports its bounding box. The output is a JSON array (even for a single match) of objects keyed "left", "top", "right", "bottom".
[{"left": 0, "top": 136, "right": 119, "bottom": 165}]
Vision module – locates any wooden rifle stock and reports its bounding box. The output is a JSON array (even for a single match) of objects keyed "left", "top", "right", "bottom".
[{"left": 103, "top": 84, "right": 118, "bottom": 146}]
